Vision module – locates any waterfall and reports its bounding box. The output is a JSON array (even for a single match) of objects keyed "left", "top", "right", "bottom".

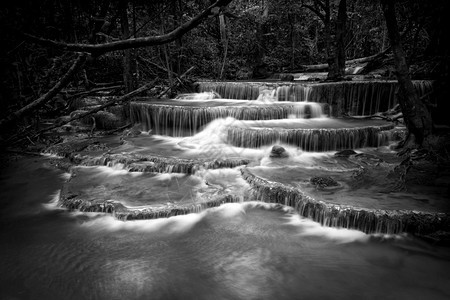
[
  {"left": 274, "top": 85, "right": 312, "bottom": 102},
  {"left": 175, "top": 91, "right": 221, "bottom": 100},
  {"left": 227, "top": 124, "right": 396, "bottom": 151},
  {"left": 291, "top": 102, "right": 324, "bottom": 118},
  {"left": 115, "top": 194, "right": 244, "bottom": 220},
  {"left": 196, "top": 82, "right": 260, "bottom": 100},
  {"left": 241, "top": 168, "right": 449, "bottom": 235},
  {"left": 80, "top": 153, "right": 251, "bottom": 175},
  {"left": 196, "top": 80, "right": 434, "bottom": 116},
  {"left": 129, "top": 102, "right": 327, "bottom": 136},
  {"left": 61, "top": 191, "right": 244, "bottom": 221}
]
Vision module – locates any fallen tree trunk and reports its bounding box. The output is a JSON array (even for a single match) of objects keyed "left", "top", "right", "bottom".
[
  {"left": 0, "top": 52, "right": 87, "bottom": 131},
  {"left": 344, "top": 112, "right": 403, "bottom": 122},
  {"left": 66, "top": 85, "right": 124, "bottom": 100},
  {"left": 295, "top": 49, "right": 391, "bottom": 72}
]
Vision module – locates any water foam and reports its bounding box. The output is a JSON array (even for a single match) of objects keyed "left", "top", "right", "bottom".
[
  {"left": 285, "top": 213, "right": 370, "bottom": 243},
  {"left": 42, "top": 190, "right": 64, "bottom": 210},
  {"left": 195, "top": 168, "right": 250, "bottom": 192},
  {"left": 175, "top": 91, "right": 221, "bottom": 100},
  {"left": 78, "top": 165, "right": 143, "bottom": 177},
  {"left": 78, "top": 211, "right": 206, "bottom": 234},
  {"left": 259, "top": 144, "right": 332, "bottom": 167},
  {"left": 72, "top": 201, "right": 289, "bottom": 233},
  {"left": 170, "top": 117, "right": 266, "bottom": 159}
]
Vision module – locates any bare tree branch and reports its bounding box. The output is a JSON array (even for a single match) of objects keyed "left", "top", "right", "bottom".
[
  {"left": 22, "top": 0, "right": 233, "bottom": 56},
  {"left": 302, "top": 4, "right": 326, "bottom": 23}
]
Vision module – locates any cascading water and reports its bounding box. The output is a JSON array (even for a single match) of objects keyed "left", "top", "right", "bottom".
[
  {"left": 129, "top": 98, "right": 329, "bottom": 136},
  {"left": 5, "top": 76, "right": 448, "bottom": 299},
  {"left": 45, "top": 76, "right": 448, "bottom": 238},
  {"left": 196, "top": 80, "right": 434, "bottom": 116},
  {"left": 226, "top": 120, "right": 396, "bottom": 151}
]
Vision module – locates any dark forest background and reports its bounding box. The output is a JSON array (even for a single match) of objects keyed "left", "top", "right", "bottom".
[{"left": 0, "top": 0, "right": 449, "bottom": 141}]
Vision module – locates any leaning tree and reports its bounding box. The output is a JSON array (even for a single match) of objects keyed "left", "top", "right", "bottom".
[{"left": 380, "top": 0, "right": 433, "bottom": 147}]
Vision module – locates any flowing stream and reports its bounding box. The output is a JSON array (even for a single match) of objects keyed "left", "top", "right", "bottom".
[
  {"left": 1, "top": 156, "right": 450, "bottom": 300},
  {"left": 2, "top": 80, "right": 449, "bottom": 299}
]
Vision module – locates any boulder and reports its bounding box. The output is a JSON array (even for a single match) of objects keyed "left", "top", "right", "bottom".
[
  {"left": 335, "top": 149, "right": 357, "bottom": 157},
  {"left": 280, "top": 74, "right": 294, "bottom": 81},
  {"left": 310, "top": 176, "right": 339, "bottom": 188},
  {"left": 269, "top": 145, "right": 289, "bottom": 158}
]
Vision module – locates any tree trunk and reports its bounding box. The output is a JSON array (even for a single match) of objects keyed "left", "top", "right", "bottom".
[
  {"left": 324, "top": 0, "right": 331, "bottom": 61},
  {"left": 219, "top": 13, "right": 228, "bottom": 79},
  {"left": 119, "top": 0, "right": 136, "bottom": 93},
  {"left": 327, "top": 0, "right": 347, "bottom": 80},
  {"left": 252, "top": 3, "right": 269, "bottom": 78},
  {"left": 173, "top": 0, "right": 183, "bottom": 74},
  {"left": 160, "top": 15, "right": 173, "bottom": 86},
  {"left": 89, "top": 0, "right": 111, "bottom": 43},
  {"left": 380, "top": 0, "right": 432, "bottom": 146}
]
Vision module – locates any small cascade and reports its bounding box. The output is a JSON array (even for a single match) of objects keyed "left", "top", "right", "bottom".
[
  {"left": 59, "top": 165, "right": 251, "bottom": 221},
  {"left": 81, "top": 153, "right": 251, "bottom": 174},
  {"left": 196, "top": 80, "right": 434, "bottom": 116},
  {"left": 291, "top": 80, "right": 434, "bottom": 116},
  {"left": 175, "top": 91, "right": 221, "bottom": 100},
  {"left": 275, "top": 85, "right": 312, "bottom": 102},
  {"left": 307, "top": 81, "right": 397, "bottom": 116},
  {"left": 114, "top": 195, "right": 243, "bottom": 220},
  {"left": 291, "top": 102, "right": 324, "bottom": 118},
  {"left": 227, "top": 123, "right": 396, "bottom": 151},
  {"left": 129, "top": 102, "right": 326, "bottom": 136},
  {"left": 255, "top": 89, "right": 277, "bottom": 102},
  {"left": 241, "top": 168, "right": 449, "bottom": 235},
  {"left": 63, "top": 193, "right": 244, "bottom": 221},
  {"left": 196, "top": 82, "right": 260, "bottom": 100}
]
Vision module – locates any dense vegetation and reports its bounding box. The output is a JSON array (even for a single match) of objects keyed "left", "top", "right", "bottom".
[{"left": 0, "top": 0, "right": 449, "bottom": 144}]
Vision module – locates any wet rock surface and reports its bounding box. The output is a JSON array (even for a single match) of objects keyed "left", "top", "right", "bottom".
[
  {"left": 59, "top": 166, "right": 246, "bottom": 221},
  {"left": 334, "top": 149, "right": 357, "bottom": 157},
  {"left": 34, "top": 87, "right": 449, "bottom": 243},
  {"left": 269, "top": 145, "right": 289, "bottom": 158},
  {"left": 43, "top": 133, "right": 252, "bottom": 220},
  {"left": 310, "top": 176, "right": 339, "bottom": 189},
  {"left": 279, "top": 74, "right": 294, "bottom": 81},
  {"left": 241, "top": 167, "right": 450, "bottom": 241}
]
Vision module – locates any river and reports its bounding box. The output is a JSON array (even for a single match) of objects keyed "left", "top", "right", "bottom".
[{"left": 1, "top": 155, "right": 449, "bottom": 300}]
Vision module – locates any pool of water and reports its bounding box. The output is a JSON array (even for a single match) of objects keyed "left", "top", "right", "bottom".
[{"left": 1, "top": 155, "right": 450, "bottom": 300}]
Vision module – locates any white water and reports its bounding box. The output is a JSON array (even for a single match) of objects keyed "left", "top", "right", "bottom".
[{"left": 285, "top": 213, "right": 370, "bottom": 243}]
